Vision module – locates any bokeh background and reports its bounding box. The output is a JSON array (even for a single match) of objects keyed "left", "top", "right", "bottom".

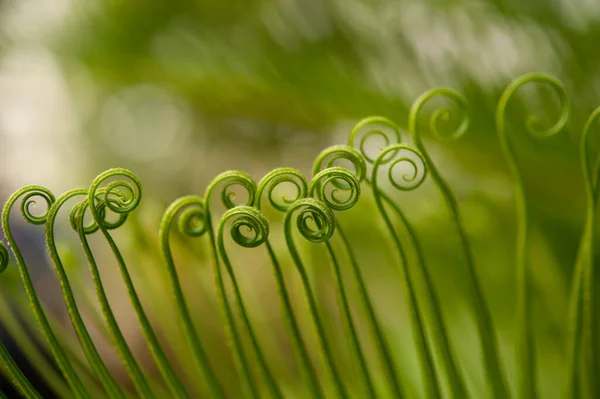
[{"left": 0, "top": 0, "right": 598, "bottom": 398}]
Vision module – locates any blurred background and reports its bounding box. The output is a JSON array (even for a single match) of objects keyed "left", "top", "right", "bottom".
[{"left": 0, "top": 0, "right": 598, "bottom": 398}]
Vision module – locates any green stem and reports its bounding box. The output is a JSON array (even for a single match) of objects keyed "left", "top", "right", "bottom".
[
  {"left": 159, "top": 196, "right": 225, "bottom": 398},
  {"left": 2, "top": 186, "right": 90, "bottom": 399},
  {"left": 284, "top": 198, "right": 349, "bottom": 399},
  {"left": 73, "top": 195, "right": 154, "bottom": 399},
  {"left": 324, "top": 240, "right": 376, "bottom": 398},
  {"left": 371, "top": 145, "right": 441, "bottom": 399},
  {"left": 381, "top": 192, "right": 467, "bottom": 398},
  {"left": 410, "top": 88, "right": 508, "bottom": 398},
  {"left": 337, "top": 227, "right": 404, "bottom": 398},
  {"left": 496, "top": 74, "right": 569, "bottom": 399},
  {"left": 46, "top": 190, "right": 125, "bottom": 399},
  {"left": 216, "top": 207, "right": 283, "bottom": 399},
  {"left": 88, "top": 169, "right": 189, "bottom": 398}
]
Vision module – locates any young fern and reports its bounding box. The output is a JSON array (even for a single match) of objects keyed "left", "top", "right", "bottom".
[
  {"left": 203, "top": 171, "right": 275, "bottom": 399},
  {"left": 308, "top": 166, "right": 377, "bottom": 398},
  {"left": 370, "top": 144, "right": 441, "bottom": 399},
  {"left": 2, "top": 186, "right": 90, "bottom": 399},
  {"left": 159, "top": 195, "right": 224, "bottom": 399},
  {"left": 215, "top": 204, "right": 283, "bottom": 399},
  {"left": 349, "top": 117, "right": 465, "bottom": 397},
  {"left": 0, "top": 243, "right": 41, "bottom": 399},
  {"left": 69, "top": 190, "right": 155, "bottom": 399},
  {"left": 255, "top": 167, "right": 325, "bottom": 399},
  {"left": 565, "top": 106, "right": 600, "bottom": 398},
  {"left": 86, "top": 169, "right": 189, "bottom": 398},
  {"left": 45, "top": 189, "right": 126, "bottom": 399},
  {"left": 408, "top": 90, "right": 504, "bottom": 397},
  {"left": 313, "top": 146, "right": 405, "bottom": 398},
  {"left": 496, "top": 73, "right": 569, "bottom": 399},
  {"left": 283, "top": 197, "right": 349, "bottom": 399}
]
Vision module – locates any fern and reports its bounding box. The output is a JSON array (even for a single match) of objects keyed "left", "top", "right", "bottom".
[{"left": 0, "top": 73, "right": 596, "bottom": 399}]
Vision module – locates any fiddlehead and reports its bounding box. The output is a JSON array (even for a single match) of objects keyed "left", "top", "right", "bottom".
[
  {"left": 45, "top": 189, "right": 125, "bottom": 399},
  {"left": 70, "top": 194, "right": 156, "bottom": 399},
  {"left": 496, "top": 73, "right": 569, "bottom": 399},
  {"left": 87, "top": 168, "right": 189, "bottom": 399},
  {"left": 159, "top": 196, "right": 224, "bottom": 399},
  {"left": 0, "top": 243, "right": 41, "bottom": 399},
  {"left": 284, "top": 198, "right": 348, "bottom": 399},
  {"left": 1, "top": 186, "right": 90, "bottom": 399},
  {"left": 349, "top": 116, "right": 402, "bottom": 165},
  {"left": 308, "top": 168, "right": 377, "bottom": 398},
  {"left": 255, "top": 168, "right": 325, "bottom": 398},
  {"left": 372, "top": 144, "right": 441, "bottom": 399},
  {"left": 204, "top": 170, "right": 274, "bottom": 399},
  {"left": 312, "top": 148, "right": 406, "bottom": 398},
  {"left": 410, "top": 88, "right": 506, "bottom": 397}
]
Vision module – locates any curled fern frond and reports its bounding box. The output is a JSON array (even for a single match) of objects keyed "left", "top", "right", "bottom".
[
  {"left": 87, "top": 168, "right": 190, "bottom": 398},
  {"left": 2, "top": 186, "right": 90, "bottom": 399},
  {"left": 312, "top": 146, "right": 405, "bottom": 398},
  {"left": 255, "top": 168, "right": 324, "bottom": 398},
  {"left": 349, "top": 116, "right": 402, "bottom": 165},
  {"left": 159, "top": 195, "right": 223, "bottom": 398},
  {"left": 204, "top": 171, "right": 276, "bottom": 399},
  {"left": 284, "top": 198, "right": 348, "bottom": 398},
  {"left": 46, "top": 189, "right": 126, "bottom": 399},
  {"left": 409, "top": 88, "right": 500, "bottom": 397},
  {"left": 70, "top": 191, "right": 155, "bottom": 399},
  {"left": 496, "top": 73, "right": 569, "bottom": 399},
  {"left": 371, "top": 144, "right": 442, "bottom": 399},
  {"left": 308, "top": 167, "right": 377, "bottom": 398},
  {"left": 216, "top": 206, "right": 283, "bottom": 399}
]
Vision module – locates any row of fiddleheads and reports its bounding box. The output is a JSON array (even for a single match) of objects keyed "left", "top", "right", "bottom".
[{"left": 0, "top": 72, "right": 595, "bottom": 398}]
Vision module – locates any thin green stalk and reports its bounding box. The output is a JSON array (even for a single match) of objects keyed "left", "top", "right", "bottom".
[
  {"left": 216, "top": 206, "right": 283, "bottom": 399},
  {"left": 496, "top": 74, "right": 569, "bottom": 399},
  {"left": 283, "top": 198, "right": 349, "bottom": 399},
  {"left": 2, "top": 186, "right": 90, "bottom": 399},
  {"left": 159, "top": 195, "right": 226, "bottom": 399},
  {"left": 313, "top": 146, "right": 405, "bottom": 398},
  {"left": 565, "top": 107, "right": 600, "bottom": 398},
  {"left": 0, "top": 285, "right": 67, "bottom": 398},
  {"left": 0, "top": 246, "right": 41, "bottom": 399},
  {"left": 309, "top": 167, "right": 376, "bottom": 398},
  {"left": 371, "top": 144, "right": 441, "bottom": 399},
  {"left": 45, "top": 189, "right": 125, "bottom": 399},
  {"left": 69, "top": 193, "right": 154, "bottom": 399},
  {"left": 87, "top": 169, "right": 189, "bottom": 398},
  {"left": 409, "top": 90, "right": 502, "bottom": 397},
  {"left": 204, "top": 171, "right": 261, "bottom": 399},
  {"left": 256, "top": 168, "right": 324, "bottom": 399}
]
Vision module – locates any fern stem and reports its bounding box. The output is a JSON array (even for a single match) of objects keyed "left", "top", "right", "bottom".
[
  {"left": 204, "top": 171, "right": 262, "bottom": 399},
  {"left": 256, "top": 168, "right": 325, "bottom": 398},
  {"left": 217, "top": 206, "right": 284, "bottom": 398},
  {"left": 566, "top": 107, "right": 600, "bottom": 398},
  {"left": 337, "top": 227, "right": 404, "bottom": 398},
  {"left": 284, "top": 198, "right": 349, "bottom": 399},
  {"left": 159, "top": 196, "right": 225, "bottom": 398},
  {"left": 71, "top": 193, "right": 155, "bottom": 399},
  {"left": 371, "top": 144, "right": 441, "bottom": 399},
  {"left": 87, "top": 169, "right": 190, "bottom": 398},
  {"left": 46, "top": 189, "right": 125, "bottom": 399},
  {"left": 496, "top": 73, "right": 569, "bottom": 399},
  {"left": 2, "top": 186, "right": 90, "bottom": 399},
  {"left": 408, "top": 89, "right": 504, "bottom": 397}
]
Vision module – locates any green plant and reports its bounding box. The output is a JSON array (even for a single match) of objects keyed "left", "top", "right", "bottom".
[{"left": 0, "top": 73, "right": 595, "bottom": 398}]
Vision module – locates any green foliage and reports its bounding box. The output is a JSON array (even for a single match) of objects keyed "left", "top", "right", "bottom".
[{"left": 0, "top": 73, "right": 597, "bottom": 399}]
